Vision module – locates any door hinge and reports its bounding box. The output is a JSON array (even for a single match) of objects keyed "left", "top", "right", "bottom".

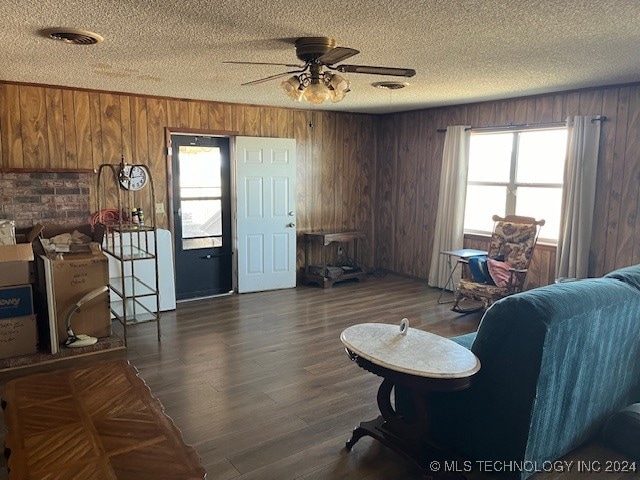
[{"left": 166, "top": 147, "right": 172, "bottom": 156}]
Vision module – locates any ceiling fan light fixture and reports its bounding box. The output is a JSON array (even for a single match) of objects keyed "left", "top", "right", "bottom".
[
  {"left": 303, "top": 79, "right": 331, "bottom": 105},
  {"left": 280, "top": 71, "right": 350, "bottom": 105},
  {"left": 329, "top": 73, "right": 350, "bottom": 103},
  {"left": 281, "top": 76, "right": 303, "bottom": 101},
  {"left": 229, "top": 36, "right": 415, "bottom": 106}
]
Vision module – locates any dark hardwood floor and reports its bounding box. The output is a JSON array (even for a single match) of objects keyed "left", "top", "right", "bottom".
[{"left": 1, "top": 274, "right": 636, "bottom": 479}]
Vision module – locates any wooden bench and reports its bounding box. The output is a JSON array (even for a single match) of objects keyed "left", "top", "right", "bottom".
[{"left": 2, "top": 359, "right": 205, "bottom": 479}]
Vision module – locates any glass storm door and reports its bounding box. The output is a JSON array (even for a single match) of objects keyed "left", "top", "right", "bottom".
[{"left": 171, "top": 135, "right": 232, "bottom": 299}]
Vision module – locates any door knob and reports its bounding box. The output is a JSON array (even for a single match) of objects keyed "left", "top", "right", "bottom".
[
  {"left": 288, "top": 211, "right": 295, "bottom": 217},
  {"left": 286, "top": 223, "right": 296, "bottom": 228}
]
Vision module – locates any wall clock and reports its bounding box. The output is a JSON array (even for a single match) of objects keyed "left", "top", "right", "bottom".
[{"left": 119, "top": 165, "right": 148, "bottom": 191}]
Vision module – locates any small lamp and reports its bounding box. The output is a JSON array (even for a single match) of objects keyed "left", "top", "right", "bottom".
[{"left": 64, "top": 285, "right": 108, "bottom": 348}]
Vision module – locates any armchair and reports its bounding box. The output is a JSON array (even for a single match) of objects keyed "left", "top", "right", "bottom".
[{"left": 452, "top": 214, "right": 544, "bottom": 312}]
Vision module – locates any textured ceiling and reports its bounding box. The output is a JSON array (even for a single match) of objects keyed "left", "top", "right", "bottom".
[{"left": 1, "top": 0, "right": 640, "bottom": 114}]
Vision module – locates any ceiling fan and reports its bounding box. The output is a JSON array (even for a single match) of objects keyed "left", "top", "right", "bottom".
[{"left": 223, "top": 37, "right": 416, "bottom": 104}]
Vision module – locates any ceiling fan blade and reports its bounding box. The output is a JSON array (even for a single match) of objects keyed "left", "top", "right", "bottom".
[
  {"left": 318, "top": 47, "right": 360, "bottom": 65},
  {"left": 241, "top": 70, "right": 305, "bottom": 86},
  {"left": 224, "top": 60, "right": 305, "bottom": 68},
  {"left": 336, "top": 64, "right": 416, "bottom": 77}
]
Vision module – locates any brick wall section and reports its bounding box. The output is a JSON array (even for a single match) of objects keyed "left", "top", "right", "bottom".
[{"left": 0, "top": 172, "right": 92, "bottom": 229}]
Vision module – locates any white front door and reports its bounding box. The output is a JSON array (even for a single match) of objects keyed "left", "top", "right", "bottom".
[{"left": 235, "top": 136, "right": 296, "bottom": 293}]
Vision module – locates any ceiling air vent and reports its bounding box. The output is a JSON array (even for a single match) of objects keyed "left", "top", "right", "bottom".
[
  {"left": 41, "top": 28, "right": 104, "bottom": 45},
  {"left": 372, "top": 81, "right": 408, "bottom": 90}
]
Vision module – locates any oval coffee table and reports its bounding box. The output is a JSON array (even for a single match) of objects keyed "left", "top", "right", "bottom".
[{"left": 341, "top": 322, "right": 480, "bottom": 474}]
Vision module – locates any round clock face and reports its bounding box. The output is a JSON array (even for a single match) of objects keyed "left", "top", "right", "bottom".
[{"left": 120, "top": 165, "right": 148, "bottom": 191}]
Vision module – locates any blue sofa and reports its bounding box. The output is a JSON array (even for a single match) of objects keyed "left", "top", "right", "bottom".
[{"left": 398, "top": 264, "right": 640, "bottom": 479}]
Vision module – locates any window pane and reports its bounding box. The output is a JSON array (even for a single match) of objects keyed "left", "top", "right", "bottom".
[
  {"left": 183, "top": 237, "right": 222, "bottom": 250},
  {"left": 180, "top": 199, "right": 222, "bottom": 239},
  {"left": 516, "top": 187, "right": 562, "bottom": 240},
  {"left": 464, "top": 185, "right": 507, "bottom": 233},
  {"left": 468, "top": 133, "right": 513, "bottom": 183},
  {"left": 180, "top": 187, "right": 222, "bottom": 198},
  {"left": 516, "top": 130, "right": 567, "bottom": 184},
  {"left": 179, "top": 145, "right": 221, "bottom": 189}
]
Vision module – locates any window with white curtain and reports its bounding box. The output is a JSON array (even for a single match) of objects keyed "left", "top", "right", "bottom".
[{"left": 463, "top": 128, "right": 568, "bottom": 243}]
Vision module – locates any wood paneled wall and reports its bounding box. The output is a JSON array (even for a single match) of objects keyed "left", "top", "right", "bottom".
[
  {"left": 376, "top": 84, "right": 640, "bottom": 283},
  {"left": 0, "top": 82, "right": 377, "bottom": 270},
  {"left": 3, "top": 80, "right": 640, "bottom": 282}
]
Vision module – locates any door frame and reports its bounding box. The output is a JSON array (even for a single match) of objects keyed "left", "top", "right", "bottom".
[
  {"left": 166, "top": 129, "right": 296, "bottom": 295},
  {"left": 165, "top": 128, "right": 238, "bottom": 297},
  {"left": 230, "top": 136, "right": 238, "bottom": 291}
]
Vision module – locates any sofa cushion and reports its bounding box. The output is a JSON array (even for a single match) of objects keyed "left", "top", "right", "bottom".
[
  {"left": 602, "top": 403, "right": 640, "bottom": 461},
  {"left": 605, "top": 264, "right": 640, "bottom": 292},
  {"left": 451, "top": 332, "right": 476, "bottom": 350}
]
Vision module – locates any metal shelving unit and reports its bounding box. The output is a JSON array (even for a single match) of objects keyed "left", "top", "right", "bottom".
[{"left": 96, "top": 161, "right": 161, "bottom": 345}]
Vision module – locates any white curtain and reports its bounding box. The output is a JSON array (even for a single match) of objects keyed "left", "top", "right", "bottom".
[
  {"left": 428, "top": 126, "right": 471, "bottom": 288},
  {"left": 556, "top": 115, "right": 601, "bottom": 279}
]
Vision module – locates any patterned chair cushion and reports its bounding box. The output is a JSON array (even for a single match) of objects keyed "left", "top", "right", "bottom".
[
  {"left": 489, "top": 222, "right": 537, "bottom": 269},
  {"left": 458, "top": 278, "right": 509, "bottom": 303}
]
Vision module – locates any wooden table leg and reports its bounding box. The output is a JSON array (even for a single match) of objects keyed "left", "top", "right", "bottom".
[
  {"left": 345, "top": 378, "right": 464, "bottom": 478},
  {"left": 346, "top": 378, "right": 428, "bottom": 445}
]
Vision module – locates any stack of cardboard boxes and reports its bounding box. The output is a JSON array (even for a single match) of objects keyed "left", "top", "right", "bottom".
[
  {"left": 0, "top": 221, "right": 38, "bottom": 359},
  {"left": 0, "top": 221, "right": 112, "bottom": 360}
]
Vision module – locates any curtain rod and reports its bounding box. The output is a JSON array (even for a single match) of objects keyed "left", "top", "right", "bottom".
[{"left": 436, "top": 116, "right": 607, "bottom": 133}]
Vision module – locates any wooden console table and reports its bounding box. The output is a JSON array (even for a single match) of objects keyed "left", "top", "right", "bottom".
[
  {"left": 303, "top": 231, "right": 367, "bottom": 288},
  {"left": 2, "top": 360, "right": 205, "bottom": 479}
]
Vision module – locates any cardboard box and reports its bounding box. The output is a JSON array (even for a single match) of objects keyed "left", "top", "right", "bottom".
[
  {"left": 0, "top": 243, "right": 34, "bottom": 287},
  {"left": 0, "top": 314, "right": 38, "bottom": 359},
  {"left": 49, "top": 253, "right": 111, "bottom": 341},
  {"left": 32, "top": 223, "right": 103, "bottom": 256},
  {"left": 0, "top": 285, "right": 34, "bottom": 319},
  {"left": 31, "top": 225, "right": 110, "bottom": 353}
]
